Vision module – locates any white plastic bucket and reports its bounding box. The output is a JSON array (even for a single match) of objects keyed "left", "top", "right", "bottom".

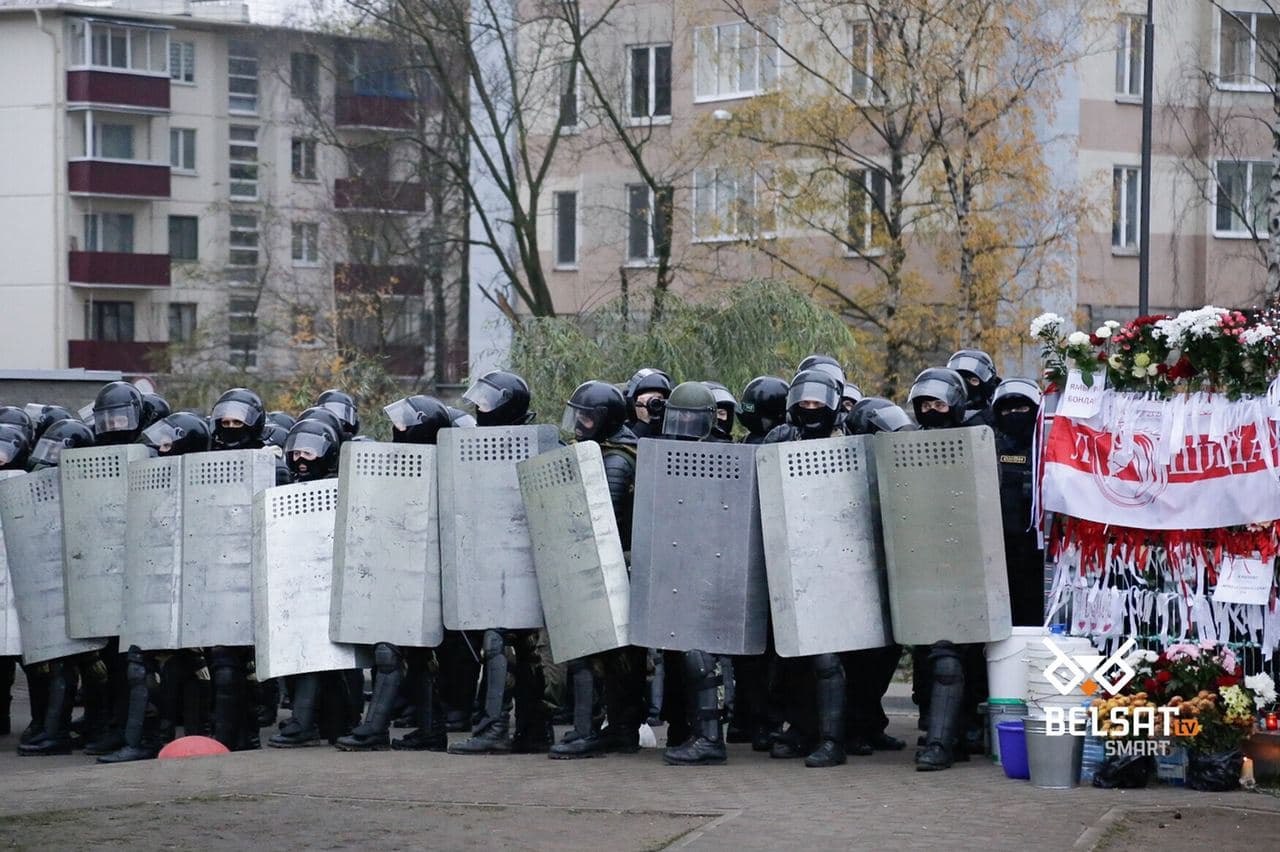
[{"left": 984, "top": 627, "right": 1046, "bottom": 701}]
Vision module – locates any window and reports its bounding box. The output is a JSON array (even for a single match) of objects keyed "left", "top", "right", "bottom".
[
  {"left": 228, "top": 125, "right": 258, "bottom": 200},
  {"left": 346, "top": 46, "right": 413, "bottom": 98},
  {"left": 846, "top": 169, "right": 887, "bottom": 254},
  {"left": 1215, "top": 160, "right": 1273, "bottom": 235},
  {"left": 558, "top": 61, "right": 579, "bottom": 129},
  {"left": 693, "top": 166, "right": 769, "bottom": 239},
  {"left": 693, "top": 19, "right": 779, "bottom": 100},
  {"left": 850, "top": 20, "right": 874, "bottom": 102},
  {"left": 168, "top": 216, "right": 198, "bottom": 261},
  {"left": 1115, "top": 16, "right": 1144, "bottom": 97},
  {"left": 291, "top": 137, "right": 317, "bottom": 180},
  {"left": 70, "top": 20, "right": 168, "bottom": 73},
  {"left": 93, "top": 123, "right": 133, "bottom": 159},
  {"left": 228, "top": 295, "right": 258, "bottom": 368},
  {"left": 168, "top": 302, "right": 197, "bottom": 343},
  {"left": 348, "top": 146, "right": 389, "bottom": 181},
  {"left": 629, "top": 45, "right": 672, "bottom": 120},
  {"left": 1219, "top": 10, "right": 1280, "bottom": 87},
  {"left": 1112, "top": 166, "right": 1140, "bottom": 250},
  {"left": 170, "top": 41, "right": 194, "bottom": 83},
  {"left": 87, "top": 301, "right": 135, "bottom": 342},
  {"left": 84, "top": 213, "right": 134, "bottom": 253},
  {"left": 169, "top": 128, "right": 196, "bottom": 172},
  {"left": 228, "top": 40, "right": 259, "bottom": 113},
  {"left": 554, "top": 191, "right": 578, "bottom": 267},
  {"left": 229, "top": 212, "right": 259, "bottom": 266},
  {"left": 292, "top": 222, "right": 319, "bottom": 264},
  {"left": 627, "top": 183, "right": 673, "bottom": 262},
  {"left": 291, "top": 52, "right": 320, "bottom": 100}
]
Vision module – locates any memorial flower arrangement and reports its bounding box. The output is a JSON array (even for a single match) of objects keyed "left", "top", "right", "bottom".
[{"left": 1124, "top": 643, "right": 1257, "bottom": 754}]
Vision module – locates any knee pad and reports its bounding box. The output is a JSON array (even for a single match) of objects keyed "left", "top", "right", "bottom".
[
  {"left": 931, "top": 653, "right": 964, "bottom": 685},
  {"left": 683, "top": 650, "right": 718, "bottom": 686},
  {"left": 814, "top": 654, "right": 843, "bottom": 681},
  {"left": 481, "top": 630, "right": 505, "bottom": 663},
  {"left": 211, "top": 650, "right": 240, "bottom": 689},
  {"left": 373, "top": 642, "right": 403, "bottom": 675},
  {"left": 126, "top": 649, "right": 149, "bottom": 689}
]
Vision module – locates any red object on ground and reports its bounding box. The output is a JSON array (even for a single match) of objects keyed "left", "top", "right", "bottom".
[{"left": 157, "top": 736, "right": 230, "bottom": 759}]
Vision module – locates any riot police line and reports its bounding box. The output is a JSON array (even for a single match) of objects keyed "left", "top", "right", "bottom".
[{"left": 0, "top": 349, "right": 1044, "bottom": 772}]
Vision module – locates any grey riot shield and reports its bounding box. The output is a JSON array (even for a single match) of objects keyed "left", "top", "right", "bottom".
[
  {"left": 60, "top": 444, "right": 150, "bottom": 637},
  {"left": 873, "top": 426, "right": 1012, "bottom": 644},
  {"left": 438, "top": 425, "right": 559, "bottom": 631},
  {"left": 0, "top": 470, "right": 24, "bottom": 656},
  {"left": 181, "top": 449, "right": 276, "bottom": 647},
  {"left": 517, "top": 442, "right": 629, "bottom": 664},
  {"left": 331, "top": 442, "right": 442, "bottom": 648},
  {"left": 629, "top": 439, "right": 768, "bottom": 655},
  {"left": 0, "top": 470, "right": 106, "bottom": 664},
  {"left": 254, "top": 480, "right": 371, "bottom": 680},
  {"left": 121, "top": 456, "right": 183, "bottom": 650},
  {"left": 755, "top": 435, "right": 892, "bottom": 657}
]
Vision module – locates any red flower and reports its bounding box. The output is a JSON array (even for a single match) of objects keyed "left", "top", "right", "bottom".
[
  {"left": 1143, "top": 677, "right": 1160, "bottom": 693},
  {"left": 1217, "top": 675, "right": 1240, "bottom": 688},
  {"left": 1096, "top": 351, "right": 1108, "bottom": 362},
  {"left": 1168, "top": 357, "right": 1195, "bottom": 380},
  {"left": 1090, "top": 334, "right": 1102, "bottom": 346},
  {"left": 1156, "top": 670, "right": 1173, "bottom": 683},
  {"left": 1156, "top": 363, "right": 1170, "bottom": 375},
  {"left": 1157, "top": 652, "right": 1169, "bottom": 664}
]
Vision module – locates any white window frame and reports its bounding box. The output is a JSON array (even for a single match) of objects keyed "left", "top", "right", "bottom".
[
  {"left": 68, "top": 19, "right": 170, "bottom": 76},
  {"left": 84, "top": 212, "right": 135, "bottom": 253},
  {"left": 228, "top": 40, "right": 259, "bottom": 114},
  {"left": 169, "top": 127, "right": 196, "bottom": 173},
  {"left": 291, "top": 52, "right": 320, "bottom": 100},
  {"left": 1212, "top": 159, "right": 1273, "bottom": 238},
  {"left": 1216, "top": 9, "right": 1278, "bottom": 92},
  {"left": 558, "top": 61, "right": 580, "bottom": 132},
  {"left": 625, "top": 183, "right": 673, "bottom": 265},
  {"left": 627, "top": 44, "right": 673, "bottom": 125},
  {"left": 291, "top": 137, "right": 317, "bottom": 181},
  {"left": 292, "top": 222, "right": 321, "bottom": 265},
  {"left": 849, "top": 19, "right": 875, "bottom": 104},
  {"left": 227, "top": 294, "right": 258, "bottom": 369},
  {"left": 844, "top": 168, "right": 887, "bottom": 257},
  {"left": 228, "top": 211, "right": 259, "bottom": 267},
  {"left": 167, "top": 302, "right": 197, "bottom": 343},
  {"left": 170, "top": 40, "right": 195, "bottom": 84},
  {"left": 553, "top": 190, "right": 579, "bottom": 269},
  {"left": 692, "top": 166, "right": 774, "bottom": 242},
  {"left": 1112, "top": 165, "right": 1141, "bottom": 252},
  {"left": 693, "top": 19, "right": 780, "bottom": 103},
  {"left": 92, "top": 122, "right": 135, "bottom": 160},
  {"left": 1115, "top": 15, "right": 1144, "bottom": 101},
  {"left": 228, "top": 125, "right": 258, "bottom": 201}
]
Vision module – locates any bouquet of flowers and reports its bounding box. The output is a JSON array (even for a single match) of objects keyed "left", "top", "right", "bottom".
[{"left": 1125, "top": 643, "right": 1257, "bottom": 753}]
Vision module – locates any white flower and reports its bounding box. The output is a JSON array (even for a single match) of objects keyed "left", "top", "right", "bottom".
[
  {"left": 1126, "top": 648, "right": 1160, "bottom": 667},
  {"left": 1030, "top": 312, "right": 1065, "bottom": 338},
  {"left": 1245, "top": 672, "right": 1277, "bottom": 709},
  {"left": 1066, "top": 331, "right": 1091, "bottom": 346},
  {"left": 1105, "top": 320, "right": 1121, "bottom": 329},
  {"left": 1131, "top": 366, "right": 1146, "bottom": 378},
  {"left": 1242, "top": 324, "right": 1276, "bottom": 346},
  {"left": 1147, "top": 363, "right": 1159, "bottom": 376},
  {"left": 1108, "top": 354, "right": 1124, "bottom": 370},
  {"left": 1094, "top": 326, "right": 1112, "bottom": 339}
]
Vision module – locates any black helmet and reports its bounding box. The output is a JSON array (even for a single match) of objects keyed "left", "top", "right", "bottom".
[
  {"left": 32, "top": 405, "right": 76, "bottom": 440},
  {"left": 561, "top": 381, "right": 627, "bottom": 442},
  {"left": 908, "top": 368, "right": 969, "bottom": 428},
  {"left": 624, "top": 367, "right": 673, "bottom": 406},
  {"left": 463, "top": 371, "right": 532, "bottom": 427},
  {"left": 946, "top": 349, "right": 1000, "bottom": 407},
  {"left": 298, "top": 406, "right": 346, "bottom": 440},
  {"left": 447, "top": 406, "right": 477, "bottom": 428},
  {"left": 841, "top": 383, "right": 863, "bottom": 411},
  {"left": 845, "top": 397, "right": 894, "bottom": 435},
  {"left": 704, "top": 382, "right": 737, "bottom": 441},
  {"left": 92, "top": 381, "right": 144, "bottom": 444},
  {"left": 29, "top": 419, "right": 95, "bottom": 468},
  {"left": 737, "top": 376, "right": 789, "bottom": 437},
  {"left": 315, "top": 389, "right": 360, "bottom": 438},
  {"left": 211, "top": 388, "right": 266, "bottom": 449},
  {"left": 0, "top": 406, "right": 35, "bottom": 446},
  {"left": 797, "top": 355, "right": 845, "bottom": 387},
  {"left": 141, "top": 393, "right": 171, "bottom": 429},
  {"left": 992, "top": 377, "right": 1043, "bottom": 411},
  {"left": 284, "top": 419, "right": 341, "bottom": 481},
  {"left": 386, "top": 395, "right": 453, "bottom": 445},
  {"left": 261, "top": 421, "right": 290, "bottom": 448},
  {"left": 0, "top": 424, "right": 30, "bottom": 469},
  {"left": 661, "top": 381, "right": 717, "bottom": 440},
  {"left": 266, "top": 410, "right": 297, "bottom": 431},
  {"left": 991, "top": 378, "right": 1042, "bottom": 443},
  {"left": 786, "top": 369, "right": 841, "bottom": 439},
  {"left": 141, "top": 412, "right": 211, "bottom": 456},
  {"left": 866, "top": 404, "right": 915, "bottom": 434}
]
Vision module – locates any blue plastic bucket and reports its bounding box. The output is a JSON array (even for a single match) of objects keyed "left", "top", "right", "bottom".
[{"left": 997, "top": 720, "right": 1030, "bottom": 780}]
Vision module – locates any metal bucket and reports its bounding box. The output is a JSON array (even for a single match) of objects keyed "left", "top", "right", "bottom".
[{"left": 1023, "top": 715, "right": 1082, "bottom": 788}]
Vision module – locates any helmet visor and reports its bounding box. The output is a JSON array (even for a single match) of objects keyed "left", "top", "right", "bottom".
[
  {"left": 908, "top": 377, "right": 960, "bottom": 405},
  {"left": 0, "top": 440, "right": 18, "bottom": 465},
  {"left": 462, "top": 379, "right": 508, "bottom": 413},
  {"left": 384, "top": 398, "right": 417, "bottom": 432},
  {"left": 786, "top": 380, "right": 840, "bottom": 412},
  {"left": 320, "top": 399, "right": 357, "bottom": 426},
  {"left": 78, "top": 402, "right": 95, "bottom": 425},
  {"left": 661, "top": 406, "right": 713, "bottom": 439},
  {"left": 948, "top": 354, "right": 991, "bottom": 380},
  {"left": 561, "top": 403, "right": 604, "bottom": 441},
  {"left": 142, "top": 421, "right": 183, "bottom": 453},
  {"left": 284, "top": 431, "right": 331, "bottom": 458},
  {"left": 93, "top": 403, "right": 139, "bottom": 434},
  {"left": 212, "top": 399, "right": 257, "bottom": 426},
  {"left": 30, "top": 436, "right": 65, "bottom": 466},
  {"left": 868, "top": 407, "right": 914, "bottom": 433},
  {"left": 24, "top": 403, "right": 45, "bottom": 421}
]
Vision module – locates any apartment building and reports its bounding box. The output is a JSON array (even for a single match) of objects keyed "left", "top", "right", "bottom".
[{"left": 0, "top": 0, "right": 466, "bottom": 382}]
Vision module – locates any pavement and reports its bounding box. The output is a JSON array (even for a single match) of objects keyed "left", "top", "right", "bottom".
[{"left": 2, "top": 675, "right": 1279, "bottom": 851}]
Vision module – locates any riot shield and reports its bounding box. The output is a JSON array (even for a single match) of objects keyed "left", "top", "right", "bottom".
[
  {"left": 59, "top": 444, "right": 150, "bottom": 637},
  {"left": 0, "top": 470, "right": 24, "bottom": 656},
  {"left": 755, "top": 435, "right": 893, "bottom": 657},
  {"left": 629, "top": 439, "right": 768, "bottom": 654},
  {"left": 0, "top": 470, "right": 106, "bottom": 663},
  {"left": 253, "top": 480, "right": 370, "bottom": 680},
  {"left": 517, "top": 442, "right": 629, "bottom": 663},
  {"left": 438, "top": 425, "right": 559, "bottom": 630},
  {"left": 873, "top": 426, "right": 1012, "bottom": 644},
  {"left": 331, "top": 443, "right": 442, "bottom": 648},
  {"left": 181, "top": 449, "right": 276, "bottom": 647},
  {"left": 121, "top": 456, "right": 183, "bottom": 650}
]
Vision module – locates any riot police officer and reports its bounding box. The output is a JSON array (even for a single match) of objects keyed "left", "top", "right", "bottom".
[
  {"left": 315, "top": 389, "right": 360, "bottom": 441},
  {"left": 991, "top": 378, "right": 1044, "bottom": 626},
  {"left": 624, "top": 368, "right": 673, "bottom": 439},
  {"left": 0, "top": 422, "right": 31, "bottom": 738},
  {"left": 704, "top": 382, "right": 737, "bottom": 442},
  {"left": 736, "top": 376, "right": 789, "bottom": 445},
  {"left": 946, "top": 349, "right": 1001, "bottom": 421},
  {"left": 91, "top": 381, "right": 146, "bottom": 445},
  {"left": 140, "top": 393, "right": 171, "bottom": 429}
]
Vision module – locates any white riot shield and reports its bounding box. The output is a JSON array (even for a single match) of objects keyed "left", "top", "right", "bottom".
[
  {"left": 0, "top": 470, "right": 106, "bottom": 663},
  {"left": 331, "top": 443, "right": 442, "bottom": 648},
  {"left": 121, "top": 456, "right": 183, "bottom": 650},
  {"left": 253, "top": 480, "right": 370, "bottom": 680},
  {"left": 0, "top": 470, "right": 24, "bottom": 656},
  {"left": 755, "top": 436, "right": 893, "bottom": 657},
  {"left": 438, "top": 425, "right": 559, "bottom": 630},
  {"left": 629, "top": 439, "right": 769, "bottom": 655},
  {"left": 60, "top": 444, "right": 150, "bottom": 637},
  {"left": 873, "top": 426, "right": 1012, "bottom": 645},
  {"left": 181, "top": 449, "right": 276, "bottom": 647},
  {"left": 517, "top": 443, "right": 629, "bottom": 664}
]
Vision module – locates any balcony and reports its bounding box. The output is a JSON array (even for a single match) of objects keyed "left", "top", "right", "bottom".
[
  {"left": 69, "top": 251, "right": 170, "bottom": 288},
  {"left": 334, "top": 179, "right": 425, "bottom": 212},
  {"left": 68, "top": 340, "right": 169, "bottom": 374},
  {"left": 67, "top": 70, "right": 169, "bottom": 111},
  {"left": 381, "top": 344, "right": 425, "bottom": 376},
  {"left": 334, "top": 264, "right": 424, "bottom": 296},
  {"left": 335, "top": 94, "right": 416, "bottom": 129},
  {"left": 69, "top": 160, "right": 170, "bottom": 198}
]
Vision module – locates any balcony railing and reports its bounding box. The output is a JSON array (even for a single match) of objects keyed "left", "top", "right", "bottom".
[
  {"left": 335, "top": 94, "right": 416, "bottom": 129},
  {"left": 333, "top": 264, "right": 424, "bottom": 296},
  {"left": 68, "top": 160, "right": 170, "bottom": 197},
  {"left": 67, "top": 70, "right": 169, "bottom": 111},
  {"left": 68, "top": 340, "right": 169, "bottom": 374},
  {"left": 334, "top": 179, "right": 425, "bottom": 212},
  {"left": 69, "top": 251, "right": 170, "bottom": 287}
]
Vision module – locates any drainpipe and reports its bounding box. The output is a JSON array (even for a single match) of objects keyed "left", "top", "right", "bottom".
[{"left": 36, "top": 9, "right": 68, "bottom": 367}]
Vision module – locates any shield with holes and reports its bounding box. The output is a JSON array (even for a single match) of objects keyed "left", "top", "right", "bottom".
[
  {"left": 0, "top": 469, "right": 106, "bottom": 663},
  {"left": 59, "top": 444, "right": 151, "bottom": 638},
  {"left": 438, "top": 425, "right": 560, "bottom": 630},
  {"left": 253, "top": 479, "right": 371, "bottom": 679},
  {"left": 517, "top": 442, "right": 629, "bottom": 663},
  {"left": 181, "top": 449, "right": 277, "bottom": 647},
  {"left": 873, "top": 426, "right": 1011, "bottom": 644},
  {"left": 0, "top": 470, "right": 26, "bottom": 656},
  {"left": 755, "top": 435, "right": 892, "bottom": 657},
  {"left": 121, "top": 455, "right": 184, "bottom": 650},
  {"left": 629, "top": 439, "right": 768, "bottom": 655},
  {"left": 331, "top": 442, "right": 442, "bottom": 648}
]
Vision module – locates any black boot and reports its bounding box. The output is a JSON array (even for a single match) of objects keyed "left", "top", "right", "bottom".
[
  {"left": 80, "top": 654, "right": 122, "bottom": 755},
  {"left": 211, "top": 648, "right": 245, "bottom": 750},
  {"left": 805, "top": 654, "right": 846, "bottom": 768},
  {"left": 392, "top": 667, "right": 447, "bottom": 751},
  {"left": 663, "top": 651, "right": 726, "bottom": 766},
  {"left": 337, "top": 643, "right": 402, "bottom": 751},
  {"left": 916, "top": 644, "right": 964, "bottom": 772},
  {"left": 99, "top": 647, "right": 155, "bottom": 764},
  {"left": 269, "top": 673, "right": 322, "bottom": 747},
  {"left": 449, "top": 630, "right": 511, "bottom": 754},
  {"left": 19, "top": 663, "right": 49, "bottom": 745},
  {"left": 550, "top": 659, "right": 606, "bottom": 759},
  {"left": 18, "top": 660, "right": 75, "bottom": 756},
  {"left": 0, "top": 657, "right": 14, "bottom": 736},
  {"left": 511, "top": 633, "right": 551, "bottom": 754}
]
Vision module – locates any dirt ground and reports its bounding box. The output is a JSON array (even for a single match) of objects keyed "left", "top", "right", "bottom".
[{"left": 1092, "top": 805, "right": 1280, "bottom": 852}]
